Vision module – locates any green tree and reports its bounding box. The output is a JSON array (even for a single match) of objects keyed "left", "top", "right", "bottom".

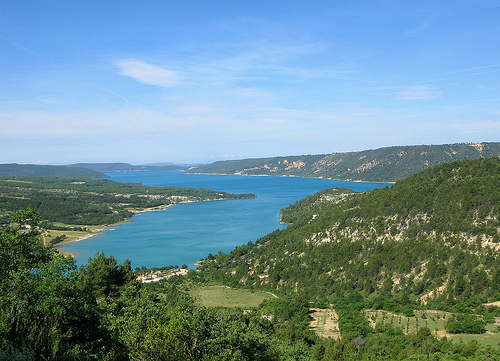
[
  {"left": 0, "top": 209, "right": 109, "bottom": 359},
  {"left": 445, "top": 314, "right": 487, "bottom": 334},
  {"left": 0, "top": 207, "right": 54, "bottom": 282},
  {"left": 79, "top": 252, "right": 135, "bottom": 300}
]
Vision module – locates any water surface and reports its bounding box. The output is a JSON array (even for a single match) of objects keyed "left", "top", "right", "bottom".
[{"left": 58, "top": 171, "right": 388, "bottom": 268}]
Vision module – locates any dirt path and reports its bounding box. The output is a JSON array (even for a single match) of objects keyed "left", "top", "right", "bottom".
[{"left": 484, "top": 300, "right": 500, "bottom": 307}]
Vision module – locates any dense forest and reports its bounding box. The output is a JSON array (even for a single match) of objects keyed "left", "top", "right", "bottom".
[
  {"left": 0, "top": 176, "right": 254, "bottom": 225},
  {"left": 1, "top": 157, "right": 500, "bottom": 360},
  {"left": 186, "top": 142, "right": 500, "bottom": 182}
]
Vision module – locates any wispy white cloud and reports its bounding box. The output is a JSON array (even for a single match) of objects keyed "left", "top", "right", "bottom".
[
  {"left": 226, "top": 87, "right": 276, "bottom": 101},
  {"left": 5, "top": 38, "right": 55, "bottom": 63},
  {"left": 452, "top": 120, "right": 500, "bottom": 133},
  {"left": 98, "top": 87, "right": 129, "bottom": 104},
  {"left": 410, "top": 64, "right": 500, "bottom": 86},
  {"left": 401, "top": 20, "right": 431, "bottom": 37},
  {"left": 115, "top": 59, "right": 185, "bottom": 87},
  {"left": 396, "top": 85, "right": 442, "bottom": 100},
  {"left": 0, "top": 109, "right": 196, "bottom": 138}
]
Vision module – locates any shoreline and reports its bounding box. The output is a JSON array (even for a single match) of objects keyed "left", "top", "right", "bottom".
[
  {"left": 52, "top": 172, "right": 387, "bottom": 259},
  {"left": 52, "top": 219, "right": 134, "bottom": 256},
  {"left": 52, "top": 199, "right": 218, "bottom": 252},
  {"left": 53, "top": 203, "right": 176, "bottom": 250},
  {"left": 185, "top": 171, "right": 394, "bottom": 184}
]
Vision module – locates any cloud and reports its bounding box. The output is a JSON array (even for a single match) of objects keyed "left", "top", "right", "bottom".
[
  {"left": 401, "top": 21, "right": 431, "bottom": 37},
  {"left": 115, "top": 59, "right": 185, "bottom": 87},
  {"left": 396, "top": 85, "right": 442, "bottom": 100},
  {"left": 227, "top": 87, "right": 276, "bottom": 101},
  {"left": 0, "top": 109, "right": 196, "bottom": 138},
  {"left": 452, "top": 120, "right": 500, "bottom": 133},
  {"left": 5, "top": 38, "right": 55, "bottom": 63}
]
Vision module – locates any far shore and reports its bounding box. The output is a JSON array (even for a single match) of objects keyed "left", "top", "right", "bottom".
[{"left": 186, "top": 171, "right": 395, "bottom": 184}]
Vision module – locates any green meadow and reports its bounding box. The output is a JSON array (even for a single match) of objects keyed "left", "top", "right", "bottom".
[
  {"left": 187, "top": 285, "right": 276, "bottom": 308},
  {"left": 365, "top": 309, "right": 500, "bottom": 347}
]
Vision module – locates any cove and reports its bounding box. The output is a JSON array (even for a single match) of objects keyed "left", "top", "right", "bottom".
[{"left": 58, "top": 171, "right": 389, "bottom": 269}]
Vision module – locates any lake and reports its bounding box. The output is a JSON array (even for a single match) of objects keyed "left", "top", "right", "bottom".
[{"left": 57, "top": 171, "right": 389, "bottom": 269}]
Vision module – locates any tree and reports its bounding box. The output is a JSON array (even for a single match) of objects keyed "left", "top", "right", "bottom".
[
  {"left": 0, "top": 256, "right": 103, "bottom": 359},
  {"left": 0, "top": 207, "right": 54, "bottom": 282},
  {"left": 445, "top": 314, "right": 487, "bottom": 334},
  {"left": 0, "top": 209, "right": 109, "bottom": 359},
  {"left": 79, "top": 252, "right": 135, "bottom": 300}
]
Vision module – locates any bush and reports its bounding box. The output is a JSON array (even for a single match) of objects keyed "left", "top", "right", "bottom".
[
  {"left": 445, "top": 314, "right": 486, "bottom": 334},
  {"left": 401, "top": 305, "right": 415, "bottom": 317}
]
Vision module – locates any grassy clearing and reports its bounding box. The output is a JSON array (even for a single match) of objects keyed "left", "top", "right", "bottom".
[
  {"left": 309, "top": 308, "right": 341, "bottom": 339},
  {"left": 41, "top": 224, "right": 108, "bottom": 257},
  {"left": 188, "top": 285, "right": 274, "bottom": 308},
  {"left": 43, "top": 221, "right": 131, "bottom": 247},
  {"left": 43, "top": 225, "right": 104, "bottom": 244},
  {"left": 45, "top": 229, "right": 92, "bottom": 244},
  {"left": 365, "top": 309, "right": 500, "bottom": 347}
]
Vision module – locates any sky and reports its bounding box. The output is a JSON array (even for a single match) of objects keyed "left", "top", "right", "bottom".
[{"left": 1, "top": 1, "right": 499, "bottom": 165}]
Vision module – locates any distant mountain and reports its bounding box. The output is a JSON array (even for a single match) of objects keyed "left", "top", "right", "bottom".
[
  {"left": 69, "top": 162, "right": 189, "bottom": 173},
  {"left": 186, "top": 142, "right": 500, "bottom": 182},
  {"left": 0, "top": 164, "right": 106, "bottom": 178},
  {"left": 142, "top": 162, "right": 175, "bottom": 166}
]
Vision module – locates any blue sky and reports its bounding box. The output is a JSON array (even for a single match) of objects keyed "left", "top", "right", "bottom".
[{"left": 1, "top": 1, "right": 499, "bottom": 164}]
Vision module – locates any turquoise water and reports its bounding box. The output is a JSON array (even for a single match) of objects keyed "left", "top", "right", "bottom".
[{"left": 58, "top": 171, "right": 389, "bottom": 269}]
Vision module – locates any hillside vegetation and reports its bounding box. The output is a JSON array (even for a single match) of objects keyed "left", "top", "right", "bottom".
[
  {"left": 0, "top": 163, "right": 106, "bottom": 178},
  {"left": 201, "top": 157, "right": 500, "bottom": 306},
  {"left": 0, "top": 176, "right": 254, "bottom": 226},
  {"left": 2, "top": 157, "right": 500, "bottom": 360},
  {"left": 186, "top": 142, "right": 500, "bottom": 182}
]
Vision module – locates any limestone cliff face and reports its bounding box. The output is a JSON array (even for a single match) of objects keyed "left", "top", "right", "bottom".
[{"left": 186, "top": 142, "right": 500, "bottom": 182}]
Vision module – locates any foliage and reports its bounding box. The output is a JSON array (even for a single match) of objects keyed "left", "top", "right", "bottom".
[
  {"left": 0, "top": 176, "right": 255, "bottom": 225},
  {"left": 280, "top": 187, "right": 359, "bottom": 224},
  {"left": 0, "top": 210, "right": 106, "bottom": 359},
  {"left": 201, "top": 157, "right": 500, "bottom": 306},
  {"left": 0, "top": 208, "right": 54, "bottom": 282},
  {"left": 3, "top": 155, "right": 500, "bottom": 359},
  {"left": 79, "top": 252, "right": 136, "bottom": 300},
  {"left": 445, "top": 314, "right": 487, "bottom": 334}
]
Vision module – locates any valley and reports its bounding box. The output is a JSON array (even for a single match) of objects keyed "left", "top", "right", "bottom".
[{"left": 1, "top": 155, "right": 500, "bottom": 360}]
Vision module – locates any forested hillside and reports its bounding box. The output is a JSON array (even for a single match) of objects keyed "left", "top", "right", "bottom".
[
  {"left": 186, "top": 142, "right": 500, "bottom": 182},
  {"left": 201, "top": 157, "right": 500, "bottom": 306},
  {"left": 0, "top": 163, "right": 106, "bottom": 178},
  {"left": 2, "top": 158, "right": 500, "bottom": 360},
  {"left": 0, "top": 177, "right": 254, "bottom": 225}
]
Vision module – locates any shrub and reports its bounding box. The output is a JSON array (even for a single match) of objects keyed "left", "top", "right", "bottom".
[{"left": 445, "top": 314, "right": 486, "bottom": 334}]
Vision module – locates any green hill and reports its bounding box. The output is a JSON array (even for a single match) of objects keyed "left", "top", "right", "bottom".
[
  {"left": 0, "top": 177, "right": 255, "bottom": 226},
  {"left": 201, "top": 157, "right": 500, "bottom": 305},
  {"left": 186, "top": 142, "right": 500, "bottom": 182},
  {"left": 0, "top": 163, "right": 106, "bottom": 178}
]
